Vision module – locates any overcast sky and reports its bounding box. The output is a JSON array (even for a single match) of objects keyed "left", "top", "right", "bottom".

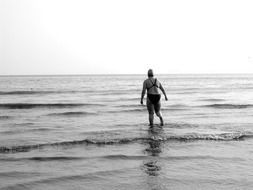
[{"left": 1, "top": 0, "right": 253, "bottom": 75}]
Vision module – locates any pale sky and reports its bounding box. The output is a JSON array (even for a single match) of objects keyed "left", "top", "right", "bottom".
[{"left": 1, "top": 0, "right": 253, "bottom": 75}]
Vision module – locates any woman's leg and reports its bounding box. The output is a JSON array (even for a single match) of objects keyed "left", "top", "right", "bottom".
[
  {"left": 147, "top": 98, "right": 154, "bottom": 126},
  {"left": 155, "top": 101, "right": 164, "bottom": 126}
]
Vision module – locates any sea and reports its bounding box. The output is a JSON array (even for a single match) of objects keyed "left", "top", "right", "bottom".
[{"left": 1, "top": 74, "right": 253, "bottom": 190}]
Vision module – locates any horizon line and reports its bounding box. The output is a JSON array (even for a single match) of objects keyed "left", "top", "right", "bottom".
[{"left": 1, "top": 73, "right": 253, "bottom": 77}]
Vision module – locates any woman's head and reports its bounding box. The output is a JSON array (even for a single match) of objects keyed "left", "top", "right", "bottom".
[{"left": 148, "top": 69, "right": 154, "bottom": 78}]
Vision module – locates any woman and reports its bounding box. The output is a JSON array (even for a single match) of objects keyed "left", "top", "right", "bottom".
[{"left": 140, "top": 69, "right": 168, "bottom": 126}]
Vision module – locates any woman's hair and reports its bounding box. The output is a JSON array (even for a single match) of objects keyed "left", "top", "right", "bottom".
[{"left": 148, "top": 69, "right": 154, "bottom": 77}]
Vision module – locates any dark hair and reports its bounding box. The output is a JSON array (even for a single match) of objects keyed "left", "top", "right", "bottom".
[{"left": 148, "top": 69, "right": 154, "bottom": 77}]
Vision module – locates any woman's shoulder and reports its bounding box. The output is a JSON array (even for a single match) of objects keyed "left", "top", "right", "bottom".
[
  {"left": 155, "top": 78, "right": 160, "bottom": 82},
  {"left": 144, "top": 78, "right": 152, "bottom": 82},
  {"left": 155, "top": 78, "right": 161, "bottom": 86}
]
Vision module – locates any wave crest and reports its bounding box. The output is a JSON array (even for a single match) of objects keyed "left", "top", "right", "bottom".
[
  {"left": 204, "top": 104, "right": 253, "bottom": 109},
  {"left": 0, "top": 116, "right": 12, "bottom": 120},
  {"left": 0, "top": 90, "right": 92, "bottom": 95},
  {"left": 1, "top": 132, "right": 252, "bottom": 154},
  {"left": 0, "top": 103, "right": 104, "bottom": 109},
  {"left": 47, "top": 111, "right": 98, "bottom": 116},
  {"left": 0, "top": 91, "right": 59, "bottom": 95}
]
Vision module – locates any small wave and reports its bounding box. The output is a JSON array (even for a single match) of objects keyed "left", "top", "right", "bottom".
[
  {"left": 47, "top": 111, "right": 98, "bottom": 116},
  {"left": 123, "top": 108, "right": 146, "bottom": 112},
  {"left": 115, "top": 107, "right": 187, "bottom": 113},
  {"left": 0, "top": 156, "right": 84, "bottom": 162},
  {"left": 29, "top": 127, "right": 52, "bottom": 132},
  {"left": 26, "top": 156, "right": 83, "bottom": 161},
  {"left": 166, "top": 133, "right": 250, "bottom": 141},
  {"left": 98, "top": 90, "right": 138, "bottom": 95},
  {"left": 0, "top": 90, "right": 90, "bottom": 95},
  {"left": 163, "top": 108, "right": 188, "bottom": 111},
  {"left": 115, "top": 104, "right": 142, "bottom": 108},
  {"left": 168, "top": 104, "right": 188, "bottom": 108},
  {"left": 0, "top": 127, "right": 52, "bottom": 135},
  {"left": 0, "top": 171, "right": 40, "bottom": 178},
  {"left": 0, "top": 138, "right": 145, "bottom": 153},
  {"left": 161, "top": 155, "right": 244, "bottom": 161},
  {"left": 123, "top": 97, "right": 140, "bottom": 101},
  {"left": 111, "top": 106, "right": 186, "bottom": 113},
  {"left": 0, "top": 130, "right": 19, "bottom": 135},
  {"left": 1, "top": 169, "right": 123, "bottom": 189},
  {"left": 0, "top": 155, "right": 147, "bottom": 162},
  {"left": 0, "top": 91, "right": 57, "bottom": 95},
  {"left": 0, "top": 155, "right": 243, "bottom": 163},
  {"left": 1, "top": 132, "right": 252, "bottom": 154},
  {"left": 108, "top": 108, "right": 146, "bottom": 113},
  {"left": 204, "top": 104, "right": 253, "bottom": 109},
  {"left": 200, "top": 98, "right": 225, "bottom": 102},
  {"left": 0, "top": 116, "right": 12, "bottom": 120},
  {"left": 115, "top": 104, "right": 188, "bottom": 112},
  {"left": 166, "top": 123, "right": 199, "bottom": 128},
  {"left": 102, "top": 155, "right": 147, "bottom": 160},
  {"left": 0, "top": 103, "right": 104, "bottom": 109}
]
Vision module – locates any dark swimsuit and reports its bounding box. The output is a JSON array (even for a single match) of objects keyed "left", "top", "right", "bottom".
[{"left": 147, "top": 78, "right": 161, "bottom": 104}]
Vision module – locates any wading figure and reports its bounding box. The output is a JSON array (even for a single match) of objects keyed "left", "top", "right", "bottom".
[{"left": 140, "top": 69, "right": 168, "bottom": 126}]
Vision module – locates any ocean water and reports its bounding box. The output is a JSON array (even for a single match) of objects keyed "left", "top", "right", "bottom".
[{"left": 1, "top": 74, "right": 253, "bottom": 189}]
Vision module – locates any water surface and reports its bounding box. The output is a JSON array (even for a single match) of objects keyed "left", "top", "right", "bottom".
[{"left": 1, "top": 74, "right": 253, "bottom": 189}]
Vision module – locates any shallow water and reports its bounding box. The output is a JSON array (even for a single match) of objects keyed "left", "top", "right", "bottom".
[{"left": 1, "top": 74, "right": 253, "bottom": 189}]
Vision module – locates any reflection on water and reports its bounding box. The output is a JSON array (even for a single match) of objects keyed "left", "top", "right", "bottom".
[
  {"left": 143, "top": 126, "right": 163, "bottom": 177},
  {"left": 144, "top": 161, "right": 161, "bottom": 176}
]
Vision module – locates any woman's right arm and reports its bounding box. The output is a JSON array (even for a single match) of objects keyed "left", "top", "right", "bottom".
[
  {"left": 140, "top": 81, "right": 146, "bottom": 104},
  {"left": 159, "top": 83, "right": 168, "bottom": 101}
]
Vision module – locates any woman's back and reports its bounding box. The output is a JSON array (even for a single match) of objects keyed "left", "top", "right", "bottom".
[{"left": 146, "top": 77, "right": 160, "bottom": 95}]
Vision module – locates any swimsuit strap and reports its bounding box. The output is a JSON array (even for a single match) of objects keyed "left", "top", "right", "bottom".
[{"left": 147, "top": 78, "right": 159, "bottom": 90}]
